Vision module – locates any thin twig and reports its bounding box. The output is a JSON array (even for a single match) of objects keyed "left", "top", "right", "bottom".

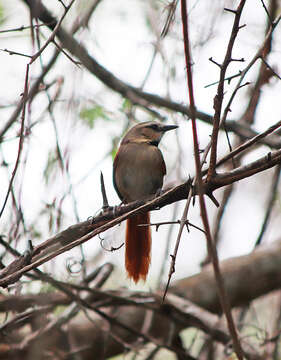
[
  {"left": 216, "top": 119, "right": 281, "bottom": 168},
  {"left": 0, "top": 65, "right": 30, "bottom": 218},
  {"left": 207, "top": 0, "right": 247, "bottom": 181},
  {"left": 53, "top": 39, "right": 82, "bottom": 66},
  {"left": 201, "top": 184, "right": 233, "bottom": 267},
  {"left": 0, "top": 0, "right": 102, "bottom": 141},
  {"left": 260, "top": 57, "right": 281, "bottom": 80},
  {"left": 179, "top": 1, "right": 244, "bottom": 359},
  {"left": 204, "top": 70, "right": 242, "bottom": 88},
  {"left": 0, "top": 48, "right": 32, "bottom": 58},
  {"left": 29, "top": 0, "right": 76, "bottom": 65},
  {"left": 157, "top": 202, "right": 179, "bottom": 288},
  {"left": 220, "top": 13, "right": 281, "bottom": 128},
  {"left": 161, "top": 0, "right": 179, "bottom": 38},
  {"left": 260, "top": 0, "right": 273, "bottom": 25},
  {"left": 140, "top": 219, "right": 206, "bottom": 233},
  {"left": 255, "top": 164, "right": 281, "bottom": 247},
  {"left": 0, "top": 23, "right": 47, "bottom": 34}
]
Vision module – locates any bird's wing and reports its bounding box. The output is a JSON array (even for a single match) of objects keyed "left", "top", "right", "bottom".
[{"left": 113, "top": 148, "right": 124, "bottom": 202}]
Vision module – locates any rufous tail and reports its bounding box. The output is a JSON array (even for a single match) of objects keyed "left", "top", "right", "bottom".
[{"left": 125, "top": 212, "right": 151, "bottom": 283}]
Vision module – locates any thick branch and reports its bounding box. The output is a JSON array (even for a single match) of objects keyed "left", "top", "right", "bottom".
[
  {"left": 69, "top": 240, "right": 281, "bottom": 360},
  {"left": 0, "top": 142, "right": 280, "bottom": 287},
  {"left": 208, "top": 147, "right": 281, "bottom": 189},
  {"left": 1, "top": 241, "right": 279, "bottom": 359}
]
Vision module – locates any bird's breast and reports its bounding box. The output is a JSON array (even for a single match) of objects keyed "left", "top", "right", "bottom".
[{"left": 113, "top": 143, "right": 165, "bottom": 203}]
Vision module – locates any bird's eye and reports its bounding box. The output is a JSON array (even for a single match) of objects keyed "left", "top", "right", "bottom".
[{"left": 148, "top": 124, "right": 159, "bottom": 130}]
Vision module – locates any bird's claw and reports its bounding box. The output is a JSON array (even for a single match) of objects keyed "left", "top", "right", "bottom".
[
  {"left": 155, "top": 188, "right": 164, "bottom": 197},
  {"left": 101, "top": 205, "right": 114, "bottom": 214}
]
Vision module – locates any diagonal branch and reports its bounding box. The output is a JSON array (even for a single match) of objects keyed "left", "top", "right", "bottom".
[
  {"left": 207, "top": 0, "right": 247, "bottom": 181},
  {"left": 1, "top": 140, "right": 281, "bottom": 287}
]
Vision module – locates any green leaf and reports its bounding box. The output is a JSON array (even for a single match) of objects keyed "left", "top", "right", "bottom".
[
  {"left": 111, "top": 146, "right": 117, "bottom": 160},
  {"left": 121, "top": 98, "right": 132, "bottom": 112},
  {"left": 43, "top": 150, "right": 59, "bottom": 185},
  {"left": 79, "top": 105, "right": 109, "bottom": 128},
  {"left": 0, "top": 2, "right": 5, "bottom": 27},
  {"left": 110, "top": 137, "right": 120, "bottom": 160}
]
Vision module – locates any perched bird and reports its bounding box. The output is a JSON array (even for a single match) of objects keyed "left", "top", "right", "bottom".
[{"left": 113, "top": 121, "right": 178, "bottom": 283}]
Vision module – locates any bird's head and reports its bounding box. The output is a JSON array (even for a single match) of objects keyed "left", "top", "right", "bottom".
[{"left": 121, "top": 121, "right": 178, "bottom": 146}]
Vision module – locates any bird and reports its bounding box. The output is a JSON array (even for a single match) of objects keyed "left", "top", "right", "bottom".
[{"left": 113, "top": 121, "right": 178, "bottom": 283}]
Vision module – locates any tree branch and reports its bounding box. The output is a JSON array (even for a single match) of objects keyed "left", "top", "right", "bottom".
[{"left": 20, "top": 0, "right": 281, "bottom": 152}]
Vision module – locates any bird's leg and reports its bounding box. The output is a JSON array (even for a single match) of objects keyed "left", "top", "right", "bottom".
[
  {"left": 155, "top": 188, "right": 164, "bottom": 197},
  {"left": 153, "top": 188, "right": 164, "bottom": 210},
  {"left": 112, "top": 201, "right": 124, "bottom": 217}
]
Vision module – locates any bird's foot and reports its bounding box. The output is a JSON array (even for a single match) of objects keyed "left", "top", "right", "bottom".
[
  {"left": 155, "top": 188, "right": 164, "bottom": 197},
  {"left": 152, "top": 189, "right": 164, "bottom": 210},
  {"left": 112, "top": 203, "right": 123, "bottom": 217},
  {"left": 101, "top": 205, "right": 114, "bottom": 213}
]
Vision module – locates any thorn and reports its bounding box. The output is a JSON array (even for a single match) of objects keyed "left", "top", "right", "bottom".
[
  {"left": 238, "top": 24, "right": 246, "bottom": 30},
  {"left": 231, "top": 58, "right": 245, "bottom": 62},
  {"left": 192, "top": 195, "right": 196, "bottom": 206},
  {"left": 100, "top": 171, "right": 110, "bottom": 211},
  {"left": 209, "top": 57, "right": 221, "bottom": 68},
  {"left": 224, "top": 8, "right": 237, "bottom": 14},
  {"left": 207, "top": 193, "right": 220, "bottom": 208}
]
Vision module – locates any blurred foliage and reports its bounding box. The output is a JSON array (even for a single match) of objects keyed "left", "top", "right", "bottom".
[
  {"left": 0, "top": 1, "right": 5, "bottom": 27},
  {"left": 79, "top": 104, "right": 110, "bottom": 128},
  {"left": 43, "top": 149, "right": 60, "bottom": 185},
  {"left": 28, "top": 224, "right": 42, "bottom": 240},
  {"left": 40, "top": 282, "right": 57, "bottom": 294},
  {"left": 110, "top": 137, "right": 119, "bottom": 160},
  {"left": 121, "top": 98, "right": 132, "bottom": 112},
  {"left": 39, "top": 199, "right": 63, "bottom": 234}
]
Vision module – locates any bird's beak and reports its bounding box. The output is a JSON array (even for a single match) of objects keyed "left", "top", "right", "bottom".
[{"left": 161, "top": 124, "right": 178, "bottom": 132}]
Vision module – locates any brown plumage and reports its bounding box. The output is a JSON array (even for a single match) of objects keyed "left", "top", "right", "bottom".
[
  {"left": 113, "top": 121, "right": 178, "bottom": 283},
  {"left": 125, "top": 212, "right": 151, "bottom": 282}
]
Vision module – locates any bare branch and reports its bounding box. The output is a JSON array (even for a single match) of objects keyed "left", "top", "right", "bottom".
[
  {"left": 207, "top": 0, "right": 247, "bottom": 181},
  {"left": 0, "top": 64, "right": 30, "bottom": 218}
]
